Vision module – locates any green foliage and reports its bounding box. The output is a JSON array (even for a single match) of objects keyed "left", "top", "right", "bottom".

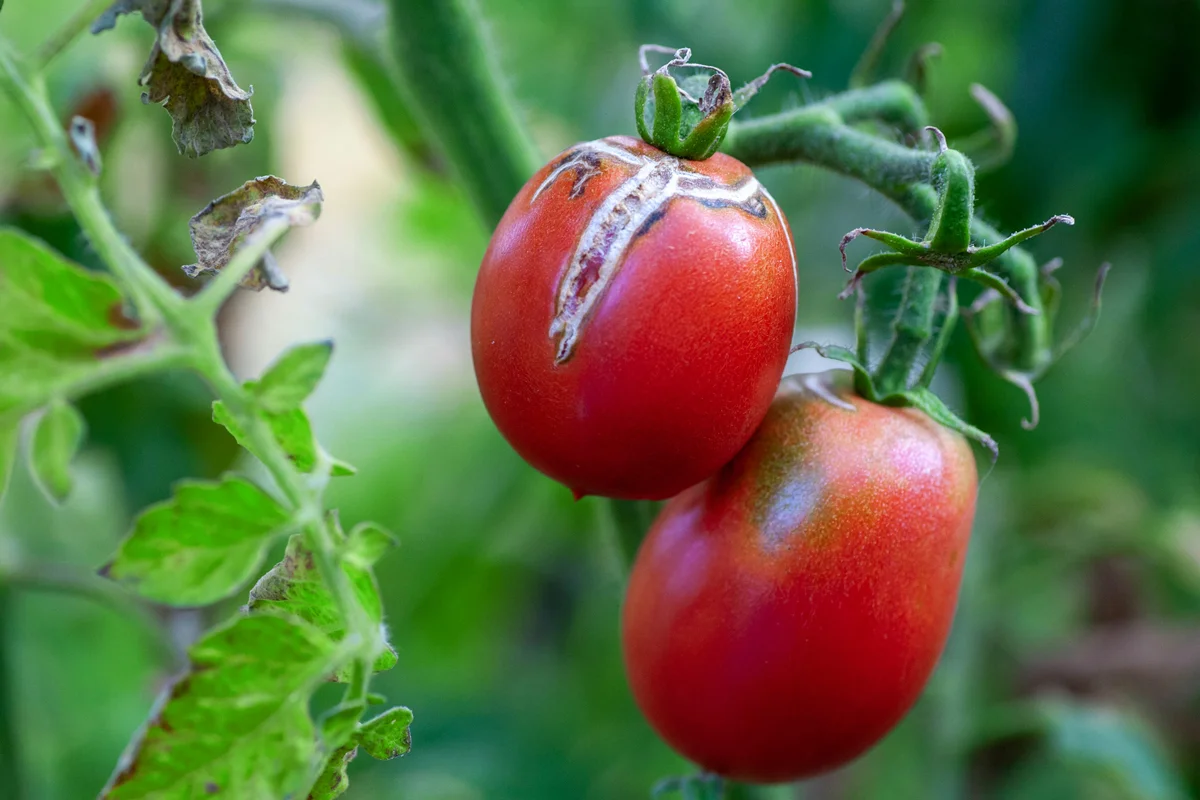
[
  {"left": 0, "top": 229, "right": 143, "bottom": 419},
  {"left": 212, "top": 400, "right": 355, "bottom": 476},
  {"left": 29, "top": 400, "right": 86, "bottom": 503},
  {"left": 308, "top": 744, "right": 357, "bottom": 800},
  {"left": 101, "top": 613, "right": 337, "bottom": 799},
  {"left": 357, "top": 706, "right": 414, "bottom": 761},
  {"left": 248, "top": 533, "right": 398, "bottom": 682},
  {"left": 102, "top": 475, "right": 290, "bottom": 605},
  {"left": 248, "top": 341, "right": 335, "bottom": 414}
]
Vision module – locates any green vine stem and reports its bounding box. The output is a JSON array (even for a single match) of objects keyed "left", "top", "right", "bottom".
[
  {"left": 0, "top": 27, "right": 380, "bottom": 728},
  {"left": 390, "top": 0, "right": 541, "bottom": 227},
  {"left": 721, "top": 95, "right": 1052, "bottom": 376}
]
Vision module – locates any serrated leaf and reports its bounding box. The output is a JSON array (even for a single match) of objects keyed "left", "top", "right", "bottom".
[
  {"left": 344, "top": 522, "right": 398, "bottom": 568},
  {"left": 29, "top": 400, "right": 86, "bottom": 503},
  {"left": 320, "top": 701, "right": 365, "bottom": 749},
  {"left": 183, "top": 177, "right": 323, "bottom": 292},
  {"left": 357, "top": 706, "right": 412, "bottom": 760},
  {"left": 248, "top": 534, "right": 397, "bottom": 682},
  {"left": 103, "top": 475, "right": 290, "bottom": 605},
  {"left": 249, "top": 341, "right": 334, "bottom": 413},
  {"left": 102, "top": 613, "right": 336, "bottom": 799},
  {"left": 307, "top": 744, "right": 356, "bottom": 800},
  {"left": 0, "top": 229, "right": 142, "bottom": 418},
  {"left": 93, "top": 0, "right": 255, "bottom": 157},
  {"left": 0, "top": 418, "right": 18, "bottom": 502},
  {"left": 213, "top": 400, "right": 354, "bottom": 476}
]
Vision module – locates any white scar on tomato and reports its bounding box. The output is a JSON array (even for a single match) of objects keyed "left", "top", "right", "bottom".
[{"left": 534, "top": 139, "right": 796, "bottom": 364}]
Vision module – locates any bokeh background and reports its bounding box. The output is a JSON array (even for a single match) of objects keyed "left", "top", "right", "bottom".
[{"left": 2, "top": 0, "right": 1199, "bottom": 797}]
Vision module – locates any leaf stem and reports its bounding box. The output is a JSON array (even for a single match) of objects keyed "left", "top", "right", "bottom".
[{"left": 33, "top": 0, "right": 113, "bottom": 70}]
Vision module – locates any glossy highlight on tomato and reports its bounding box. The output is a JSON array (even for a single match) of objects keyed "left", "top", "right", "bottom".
[
  {"left": 621, "top": 372, "right": 978, "bottom": 782},
  {"left": 471, "top": 136, "right": 796, "bottom": 500}
]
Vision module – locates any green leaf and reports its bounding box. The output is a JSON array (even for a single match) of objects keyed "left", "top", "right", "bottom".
[
  {"left": 0, "top": 417, "right": 19, "bottom": 503},
  {"left": 183, "top": 177, "right": 323, "bottom": 292},
  {"left": 307, "top": 744, "right": 356, "bottom": 800},
  {"left": 356, "top": 706, "right": 413, "bottom": 760},
  {"left": 213, "top": 401, "right": 355, "bottom": 476},
  {"left": 249, "top": 341, "right": 334, "bottom": 413},
  {"left": 248, "top": 534, "right": 397, "bottom": 682},
  {"left": 102, "top": 613, "right": 336, "bottom": 799},
  {"left": 29, "top": 400, "right": 86, "bottom": 503},
  {"left": 1039, "top": 701, "right": 1189, "bottom": 800},
  {"left": 0, "top": 229, "right": 141, "bottom": 418},
  {"left": 344, "top": 522, "right": 398, "bottom": 567},
  {"left": 320, "top": 701, "right": 365, "bottom": 749},
  {"left": 93, "top": 0, "right": 255, "bottom": 157},
  {"left": 103, "top": 475, "right": 290, "bottom": 605}
]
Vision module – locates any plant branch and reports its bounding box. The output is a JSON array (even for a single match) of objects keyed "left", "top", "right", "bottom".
[
  {"left": 0, "top": 40, "right": 183, "bottom": 328},
  {"left": 0, "top": 30, "right": 380, "bottom": 698},
  {"left": 389, "top": 0, "right": 542, "bottom": 228},
  {"left": 33, "top": 0, "right": 113, "bottom": 70}
]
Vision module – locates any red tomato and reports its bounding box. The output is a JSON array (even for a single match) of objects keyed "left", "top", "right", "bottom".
[
  {"left": 621, "top": 373, "right": 978, "bottom": 782},
  {"left": 471, "top": 136, "right": 796, "bottom": 500}
]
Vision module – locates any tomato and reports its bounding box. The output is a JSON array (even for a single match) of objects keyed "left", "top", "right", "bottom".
[
  {"left": 471, "top": 136, "right": 796, "bottom": 500},
  {"left": 621, "top": 372, "right": 978, "bottom": 782}
]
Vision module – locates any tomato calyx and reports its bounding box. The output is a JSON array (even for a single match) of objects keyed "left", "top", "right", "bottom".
[
  {"left": 634, "top": 45, "right": 810, "bottom": 161},
  {"left": 793, "top": 317, "right": 1000, "bottom": 461}
]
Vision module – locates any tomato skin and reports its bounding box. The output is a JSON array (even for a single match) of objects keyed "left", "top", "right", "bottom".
[
  {"left": 471, "top": 136, "right": 796, "bottom": 500},
  {"left": 621, "top": 373, "right": 978, "bottom": 782}
]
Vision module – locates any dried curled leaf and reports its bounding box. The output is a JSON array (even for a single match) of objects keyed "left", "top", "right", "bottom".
[
  {"left": 183, "top": 177, "right": 323, "bottom": 292},
  {"left": 92, "top": 0, "right": 255, "bottom": 157}
]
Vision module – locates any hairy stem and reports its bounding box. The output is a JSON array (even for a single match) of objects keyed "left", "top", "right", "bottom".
[
  {"left": 724, "top": 88, "right": 1048, "bottom": 384},
  {"left": 389, "top": 0, "right": 542, "bottom": 228},
  {"left": 875, "top": 267, "right": 942, "bottom": 394}
]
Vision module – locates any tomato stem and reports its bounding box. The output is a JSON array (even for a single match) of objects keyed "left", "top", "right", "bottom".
[{"left": 389, "top": 0, "right": 543, "bottom": 229}]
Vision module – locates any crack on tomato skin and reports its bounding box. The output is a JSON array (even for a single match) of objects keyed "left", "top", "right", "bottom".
[{"left": 538, "top": 139, "right": 785, "bottom": 364}]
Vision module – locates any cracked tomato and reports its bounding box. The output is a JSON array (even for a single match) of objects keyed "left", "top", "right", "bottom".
[{"left": 471, "top": 136, "right": 796, "bottom": 500}]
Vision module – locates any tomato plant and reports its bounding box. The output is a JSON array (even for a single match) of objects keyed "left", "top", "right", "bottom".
[
  {"left": 472, "top": 135, "right": 796, "bottom": 500},
  {"left": 622, "top": 373, "right": 978, "bottom": 783}
]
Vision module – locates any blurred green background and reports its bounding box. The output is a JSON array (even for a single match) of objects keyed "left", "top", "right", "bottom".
[{"left": 2, "top": 0, "right": 1199, "bottom": 797}]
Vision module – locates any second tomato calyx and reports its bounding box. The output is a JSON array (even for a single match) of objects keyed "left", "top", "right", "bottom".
[{"left": 634, "top": 45, "right": 810, "bottom": 161}]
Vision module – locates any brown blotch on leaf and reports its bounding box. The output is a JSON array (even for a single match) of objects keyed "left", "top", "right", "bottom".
[
  {"left": 183, "top": 176, "right": 323, "bottom": 293},
  {"left": 92, "top": 0, "right": 254, "bottom": 157}
]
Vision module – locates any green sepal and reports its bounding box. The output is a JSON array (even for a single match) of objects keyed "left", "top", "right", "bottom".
[
  {"left": 634, "top": 46, "right": 807, "bottom": 161},
  {"left": 793, "top": 341, "right": 998, "bottom": 461}
]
